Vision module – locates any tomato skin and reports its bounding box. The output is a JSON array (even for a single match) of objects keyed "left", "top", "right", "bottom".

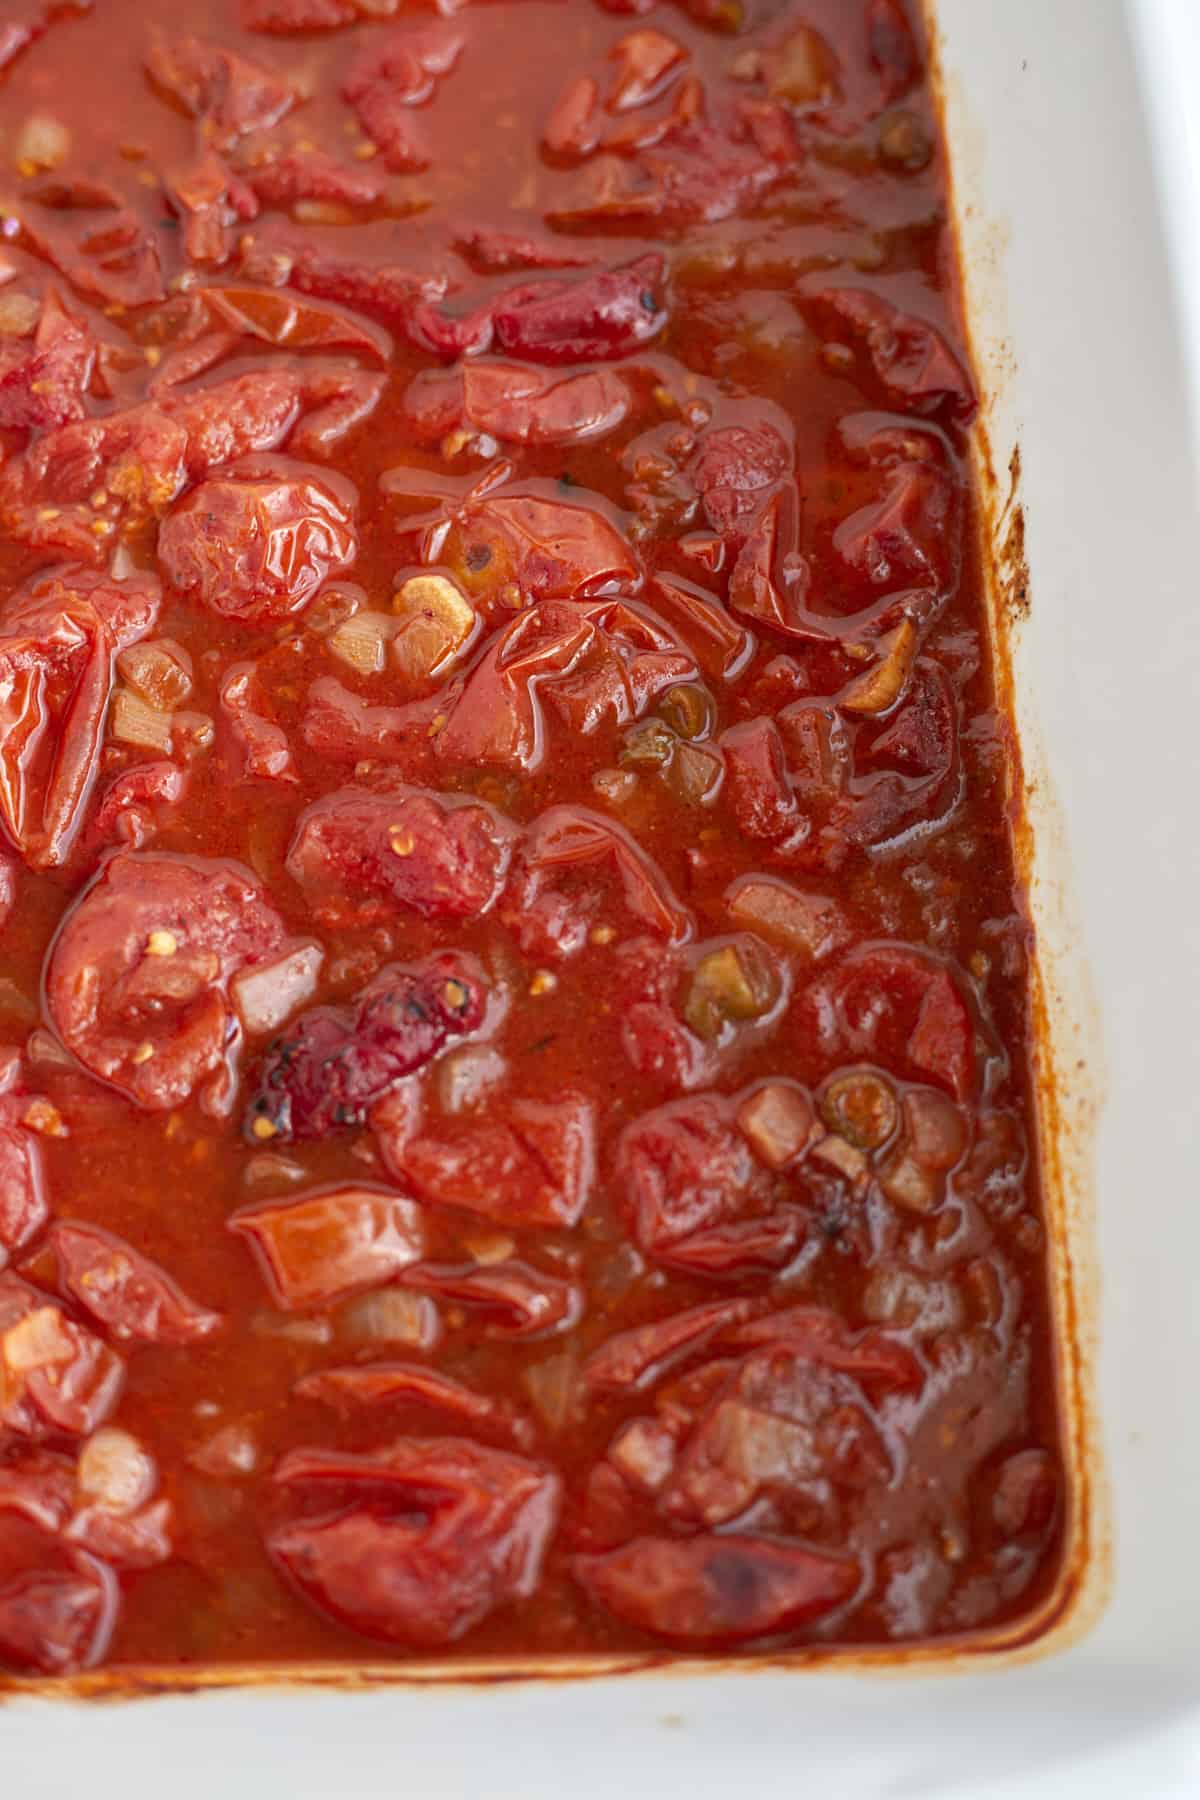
[
  {"left": 398, "top": 1260, "right": 584, "bottom": 1340},
  {"left": 491, "top": 255, "right": 669, "bottom": 364},
  {"left": 87, "top": 762, "right": 188, "bottom": 858},
  {"left": 247, "top": 151, "right": 384, "bottom": 210},
  {"left": 243, "top": 0, "right": 370, "bottom": 28},
  {"left": 0, "top": 370, "right": 380, "bottom": 565},
  {"left": 833, "top": 444, "right": 960, "bottom": 598},
  {"left": 286, "top": 787, "right": 519, "bottom": 927},
  {"left": 415, "top": 598, "right": 694, "bottom": 774},
  {"left": 294, "top": 1363, "right": 515, "bottom": 1433},
  {"left": 438, "top": 489, "right": 640, "bottom": 607},
  {"left": 145, "top": 34, "right": 296, "bottom": 141},
  {"left": 158, "top": 463, "right": 358, "bottom": 624},
  {"left": 0, "top": 289, "right": 94, "bottom": 430},
  {"left": 405, "top": 362, "right": 632, "bottom": 449},
  {"left": 0, "top": 1522, "right": 118, "bottom": 1676},
  {"left": 0, "top": 1451, "right": 76, "bottom": 1534},
  {"left": 267, "top": 1438, "right": 560, "bottom": 1647},
  {"left": 341, "top": 25, "right": 465, "bottom": 173},
  {"left": 617, "top": 1092, "right": 804, "bottom": 1276},
  {"left": 690, "top": 420, "right": 791, "bottom": 542},
  {"left": 45, "top": 851, "right": 289, "bottom": 1112},
  {"left": 501, "top": 805, "right": 693, "bottom": 959},
  {"left": 801, "top": 287, "right": 977, "bottom": 423},
  {"left": 0, "top": 565, "right": 161, "bottom": 869},
  {"left": 803, "top": 942, "right": 979, "bottom": 1099},
  {"left": 47, "top": 1223, "right": 224, "bottom": 1345},
  {"left": 243, "top": 952, "right": 489, "bottom": 1143},
  {"left": 377, "top": 1090, "right": 596, "bottom": 1229},
  {"left": 0, "top": 1113, "right": 49, "bottom": 1257},
  {"left": 728, "top": 1306, "right": 924, "bottom": 1398},
  {"left": 576, "top": 1535, "right": 860, "bottom": 1645},
  {"left": 229, "top": 1186, "right": 428, "bottom": 1310},
  {"left": 582, "top": 1298, "right": 760, "bottom": 1396},
  {"left": 0, "top": 1275, "right": 126, "bottom": 1442}
]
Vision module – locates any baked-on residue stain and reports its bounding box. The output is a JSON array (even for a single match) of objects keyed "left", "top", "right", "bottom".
[{"left": 995, "top": 447, "right": 1031, "bottom": 621}]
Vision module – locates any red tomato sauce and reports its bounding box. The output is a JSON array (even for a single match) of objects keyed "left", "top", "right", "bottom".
[{"left": 0, "top": 0, "right": 1065, "bottom": 1675}]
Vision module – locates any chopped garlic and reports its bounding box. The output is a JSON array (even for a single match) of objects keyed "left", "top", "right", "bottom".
[
  {"left": 77, "top": 1428, "right": 155, "bottom": 1513},
  {"left": 392, "top": 574, "right": 475, "bottom": 683},
  {"left": 111, "top": 688, "right": 173, "bottom": 753},
  {"left": 328, "top": 610, "right": 393, "bottom": 675}
]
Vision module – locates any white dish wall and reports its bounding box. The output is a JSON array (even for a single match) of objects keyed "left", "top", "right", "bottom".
[{"left": 4, "top": 1, "right": 1199, "bottom": 1792}]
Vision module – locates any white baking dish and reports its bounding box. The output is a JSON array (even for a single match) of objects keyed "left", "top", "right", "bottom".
[{"left": 3, "top": 0, "right": 1199, "bottom": 1790}]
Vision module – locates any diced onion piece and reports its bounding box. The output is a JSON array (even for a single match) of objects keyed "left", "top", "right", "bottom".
[
  {"left": 242, "top": 1152, "right": 308, "bottom": 1192},
  {"left": 523, "top": 1351, "right": 581, "bottom": 1433},
  {"left": 328, "top": 609, "right": 393, "bottom": 675},
  {"left": 436, "top": 1044, "right": 507, "bottom": 1115},
  {"left": 684, "top": 942, "right": 777, "bottom": 1041},
  {"left": 737, "top": 1081, "right": 818, "bottom": 1170},
  {"left": 878, "top": 109, "right": 933, "bottom": 172},
  {"left": 460, "top": 1230, "right": 516, "bottom": 1266},
  {"left": 111, "top": 688, "right": 173, "bottom": 752},
  {"left": 619, "top": 718, "right": 675, "bottom": 769},
  {"left": 592, "top": 768, "right": 638, "bottom": 806},
  {"left": 668, "top": 741, "right": 722, "bottom": 805},
  {"left": 862, "top": 1267, "right": 965, "bottom": 1336},
  {"left": 608, "top": 1417, "right": 676, "bottom": 1493},
  {"left": 24, "top": 1027, "right": 74, "bottom": 1072},
  {"left": 904, "top": 1087, "right": 969, "bottom": 1166},
  {"left": 109, "top": 541, "right": 139, "bottom": 583},
  {"left": 126, "top": 946, "right": 218, "bottom": 1004},
  {"left": 877, "top": 1149, "right": 937, "bottom": 1213},
  {"left": 116, "top": 638, "right": 194, "bottom": 710},
  {"left": 768, "top": 25, "right": 837, "bottom": 104},
  {"left": 877, "top": 1087, "right": 967, "bottom": 1213},
  {"left": 391, "top": 575, "right": 476, "bottom": 683},
  {"left": 293, "top": 201, "right": 354, "bottom": 226},
  {"left": 22, "top": 1098, "right": 65, "bottom": 1137},
  {"left": 305, "top": 585, "right": 364, "bottom": 637},
  {"left": 658, "top": 682, "right": 714, "bottom": 741},
  {"left": 15, "top": 114, "right": 71, "bottom": 172},
  {"left": 187, "top": 1423, "right": 258, "bottom": 1477},
  {"left": 172, "top": 710, "right": 214, "bottom": 756},
  {"left": 250, "top": 1310, "right": 333, "bottom": 1345},
  {"left": 77, "top": 1428, "right": 156, "bottom": 1514},
  {"left": 0, "top": 292, "right": 39, "bottom": 337},
  {"left": 839, "top": 618, "right": 918, "bottom": 716},
  {"left": 726, "top": 875, "right": 849, "bottom": 961},
  {"left": 810, "top": 1132, "right": 870, "bottom": 1190},
  {"left": 819, "top": 1067, "right": 899, "bottom": 1151},
  {"left": 3, "top": 1306, "right": 72, "bottom": 1372},
  {"left": 336, "top": 1287, "right": 441, "bottom": 1350},
  {"left": 992, "top": 1449, "right": 1058, "bottom": 1541},
  {"left": 232, "top": 942, "right": 324, "bottom": 1037}
]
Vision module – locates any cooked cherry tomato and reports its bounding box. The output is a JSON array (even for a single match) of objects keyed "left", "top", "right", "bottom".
[{"left": 0, "top": 0, "right": 1060, "bottom": 1679}]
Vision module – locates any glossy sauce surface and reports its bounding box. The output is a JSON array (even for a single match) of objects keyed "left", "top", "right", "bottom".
[{"left": 0, "top": 0, "right": 1065, "bottom": 1675}]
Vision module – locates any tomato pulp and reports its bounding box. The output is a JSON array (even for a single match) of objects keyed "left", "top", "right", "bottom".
[{"left": 0, "top": 0, "right": 1065, "bottom": 1675}]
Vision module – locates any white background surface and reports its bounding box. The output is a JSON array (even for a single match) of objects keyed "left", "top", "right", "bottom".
[
  {"left": 4, "top": 0, "right": 1200, "bottom": 1792},
  {"left": 1132, "top": 0, "right": 1200, "bottom": 470}
]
